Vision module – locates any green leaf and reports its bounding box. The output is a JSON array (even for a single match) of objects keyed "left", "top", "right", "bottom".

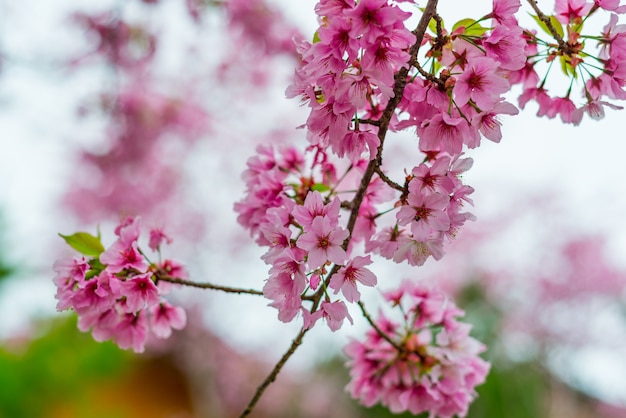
[
  {"left": 559, "top": 55, "right": 578, "bottom": 78},
  {"left": 311, "top": 183, "right": 330, "bottom": 192},
  {"left": 452, "top": 18, "right": 489, "bottom": 37},
  {"left": 529, "top": 13, "right": 564, "bottom": 39},
  {"left": 58, "top": 232, "right": 105, "bottom": 257},
  {"left": 428, "top": 17, "right": 438, "bottom": 34},
  {"left": 312, "top": 30, "right": 320, "bottom": 44}
]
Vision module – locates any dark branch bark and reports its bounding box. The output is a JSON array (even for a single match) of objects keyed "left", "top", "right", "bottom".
[{"left": 156, "top": 275, "right": 264, "bottom": 295}]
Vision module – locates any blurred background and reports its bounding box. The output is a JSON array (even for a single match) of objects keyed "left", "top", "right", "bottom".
[{"left": 1, "top": 0, "right": 626, "bottom": 417}]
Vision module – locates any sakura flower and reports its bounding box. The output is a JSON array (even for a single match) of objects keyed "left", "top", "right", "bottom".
[
  {"left": 148, "top": 226, "right": 172, "bottom": 251},
  {"left": 303, "top": 300, "right": 353, "bottom": 331},
  {"left": 292, "top": 191, "right": 340, "bottom": 230},
  {"left": 77, "top": 308, "right": 120, "bottom": 342},
  {"left": 329, "top": 255, "right": 377, "bottom": 302},
  {"left": 265, "top": 248, "right": 307, "bottom": 322},
  {"left": 396, "top": 190, "right": 450, "bottom": 241},
  {"left": 72, "top": 271, "right": 120, "bottom": 316},
  {"left": 572, "top": 99, "right": 624, "bottom": 124},
  {"left": 337, "top": 129, "right": 380, "bottom": 162},
  {"left": 53, "top": 257, "right": 89, "bottom": 310},
  {"left": 117, "top": 273, "right": 161, "bottom": 313},
  {"left": 454, "top": 57, "right": 510, "bottom": 109},
  {"left": 419, "top": 113, "right": 478, "bottom": 155},
  {"left": 113, "top": 312, "right": 149, "bottom": 353},
  {"left": 100, "top": 219, "right": 148, "bottom": 273},
  {"left": 410, "top": 158, "right": 455, "bottom": 194},
  {"left": 555, "top": 0, "right": 593, "bottom": 23},
  {"left": 490, "top": 0, "right": 521, "bottom": 26},
  {"left": 471, "top": 100, "right": 519, "bottom": 142},
  {"left": 149, "top": 302, "right": 187, "bottom": 338},
  {"left": 296, "top": 216, "right": 349, "bottom": 269}
]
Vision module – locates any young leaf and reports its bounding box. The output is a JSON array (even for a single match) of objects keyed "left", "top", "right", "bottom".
[
  {"left": 452, "top": 18, "right": 489, "bottom": 37},
  {"left": 311, "top": 183, "right": 330, "bottom": 192},
  {"left": 529, "top": 13, "right": 564, "bottom": 39},
  {"left": 428, "top": 17, "right": 438, "bottom": 34},
  {"left": 59, "top": 232, "right": 106, "bottom": 257},
  {"left": 312, "top": 30, "right": 320, "bottom": 44}
]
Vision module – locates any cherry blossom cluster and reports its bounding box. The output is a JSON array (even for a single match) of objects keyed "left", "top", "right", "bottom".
[
  {"left": 287, "top": 0, "right": 415, "bottom": 161},
  {"left": 368, "top": 153, "right": 475, "bottom": 266},
  {"left": 344, "top": 280, "right": 490, "bottom": 417},
  {"left": 53, "top": 217, "right": 187, "bottom": 353},
  {"left": 514, "top": 0, "right": 626, "bottom": 123},
  {"left": 235, "top": 145, "right": 376, "bottom": 330},
  {"left": 234, "top": 143, "right": 476, "bottom": 329}
]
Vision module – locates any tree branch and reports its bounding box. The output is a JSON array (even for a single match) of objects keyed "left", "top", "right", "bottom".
[
  {"left": 156, "top": 275, "right": 264, "bottom": 295},
  {"left": 237, "top": 2, "right": 440, "bottom": 416},
  {"left": 357, "top": 300, "right": 404, "bottom": 352},
  {"left": 239, "top": 327, "right": 309, "bottom": 418},
  {"left": 345, "top": 0, "right": 439, "bottom": 238},
  {"left": 374, "top": 166, "right": 404, "bottom": 192},
  {"left": 526, "top": 0, "right": 575, "bottom": 55}
]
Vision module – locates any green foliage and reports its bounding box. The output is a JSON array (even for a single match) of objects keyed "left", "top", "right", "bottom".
[
  {"left": 58, "top": 231, "right": 105, "bottom": 257},
  {"left": 311, "top": 183, "right": 331, "bottom": 192},
  {"left": 468, "top": 362, "right": 547, "bottom": 418},
  {"left": 0, "top": 316, "right": 132, "bottom": 418},
  {"left": 452, "top": 18, "right": 490, "bottom": 37},
  {"left": 530, "top": 13, "right": 564, "bottom": 39}
]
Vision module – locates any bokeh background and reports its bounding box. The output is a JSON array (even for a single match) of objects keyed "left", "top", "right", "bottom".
[{"left": 1, "top": 0, "right": 626, "bottom": 417}]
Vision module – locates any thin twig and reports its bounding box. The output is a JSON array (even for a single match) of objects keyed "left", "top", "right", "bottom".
[
  {"left": 412, "top": 60, "right": 445, "bottom": 88},
  {"left": 357, "top": 301, "right": 404, "bottom": 352},
  {"left": 239, "top": 327, "right": 309, "bottom": 418},
  {"left": 526, "top": 0, "right": 574, "bottom": 55},
  {"left": 358, "top": 118, "right": 381, "bottom": 126},
  {"left": 345, "top": 0, "right": 440, "bottom": 238},
  {"left": 374, "top": 166, "right": 404, "bottom": 192},
  {"left": 156, "top": 275, "right": 264, "bottom": 295}
]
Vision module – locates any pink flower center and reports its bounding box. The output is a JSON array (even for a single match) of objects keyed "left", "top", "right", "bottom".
[{"left": 414, "top": 206, "right": 432, "bottom": 221}]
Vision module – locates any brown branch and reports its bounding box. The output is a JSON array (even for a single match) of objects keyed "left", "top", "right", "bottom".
[
  {"left": 374, "top": 166, "right": 404, "bottom": 192},
  {"left": 357, "top": 301, "right": 404, "bottom": 352},
  {"left": 156, "top": 275, "right": 264, "bottom": 296},
  {"left": 526, "top": 0, "right": 574, "bottom": 55},
  {"left": 237, "top": 2, "right": 440, "bottom": 416},
  {"left": 358, "top": 118, "right": 381, "bottom": 127},
  {"left": 411, "top": 59, "right": 445, "bottom": 88},
  {"left": 239, "top": 327, "right": 309, "bottom": 418},
  {"left": 345, "top": 0, "right": 439, "bottom": 239}
]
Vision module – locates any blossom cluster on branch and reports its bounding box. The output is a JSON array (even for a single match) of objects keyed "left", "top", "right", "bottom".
[{"left": 54, "top": 218, "right": 186, "bottom": 353}]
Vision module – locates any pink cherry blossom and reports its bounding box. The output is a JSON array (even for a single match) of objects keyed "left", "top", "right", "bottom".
[
  {"left": 396, "top": 190, "right": 451, "bottom": 241},
  {"left": 292, "top": 191, "right": 341, "bottom": 230},
  {"left": 419, "top": 113, "right": 478, "bottom": 155},
  {"left": 345, "top": 282, "right": 489, "bottom": 416},
  {"left": 149, "top": 302, "right": 187, "bottom": 338},
  {"left": 304, "top": 300, "right": 353, "bottom": 331},
  {"left": 555, "top": 0, "right": 593, "bottom": 23},
  {"left": 490, "top": 0, "right": 521, "bottom": 26},
  {"left": 118, "top": 272, "right": 161, "bottom": 313},
  {"left": 454, "top": 57, "right": 510, "bottom": 110},
  {"left": 329, "top": 255, "right": 377, "bottom": 302},
  {"left": 296, "top": 216, "right": 349, "bottom": 269},
  {"left": 113, "top": 312, "right": 149, "bottom": 353},
  {"left": 149, "top": 226, "right": 172, "bottom": 251}
]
